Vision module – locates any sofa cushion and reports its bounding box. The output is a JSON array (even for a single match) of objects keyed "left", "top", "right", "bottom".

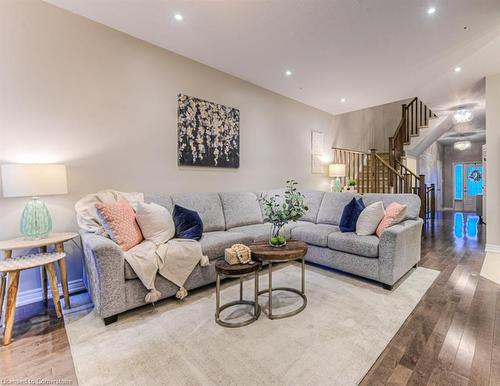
[
  {"left": 172, "top": 192, "right": 225, "bottom": 232},
  {"left": 219, "top": 192, "right": 263, "bottom": 229},
  {"left": 291, "top": 224, "right": 339, "bottom": 247},
  {"left": 144, "top": 193, "right": 173, "bottom": 213},
  {"left": 228, "top": 223, "right": 271, "bottom": 242},
  {"left": 356, "top": 201, "right": 385, "bottom": 236},
  {"left": 328, "top": 232, "right": 379, "bottom": 258},
  {"left": 200, "top": 231, "right": 254, "bottom": 260},
  {"left": 316, "top": 192, "right": 358, "bottom": 226},
  {"left": 124, "top": 231, "right": 252, "bottom": 279},
  {"left": 228, "top": 221, "right": 313, "bottom": 242},
  {"left": 136, "top": 202, "right": 175, "bottom": 244},
  {"left": 300, "top": 191, "right": 326, "bottom": 223},
  {"left": 173, "top": 205, "right": 203, "bottom": 241},
  {"left": 376, "top": 202, "right": 407, "bottom": 237},
  {"left": 95, "top": 201, "right": 144, "bottom": 251},
  {"left": 362, "top": 193, "right": 420, "bottom": 220},
  {"left": 339, "top": 197, "right": 365, "bottom": 232},
  {"left": 283, "top": 220, "right": 315, "bottom": 238}
]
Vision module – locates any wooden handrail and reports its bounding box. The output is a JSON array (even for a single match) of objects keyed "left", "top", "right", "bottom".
[
  {"left": 331, "top": 147, "right": 367, "bottom": 154},
  {"left": 330, "top": 97, "right": 437, "bottom": 219},
  {"left": 389, "top": 97, "right": 437, "bottom": 170},
  {"left": 394, "top": 159, "right": 419, "bottom": 180},
  {"left": 424, "top": 183, "right": 436, "bottom": 220},
  {"left": 374, "top": 153, "right": 403, "bottom": 179}
]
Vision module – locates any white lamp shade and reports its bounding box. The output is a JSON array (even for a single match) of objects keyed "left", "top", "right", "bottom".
[
  {"left": 1, "top": 164, "right": 68, "bottom": 198},
  {"left": 329, "top": 163, "right": 346, "bottom": 178}
]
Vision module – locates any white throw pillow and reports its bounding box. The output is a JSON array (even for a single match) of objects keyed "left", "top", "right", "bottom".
[
  {"left": 356, "top": 201, "right": 385, "bottom": 236},
  {"left": 135, "top": 202, "right": 175, "bottom": 245}
]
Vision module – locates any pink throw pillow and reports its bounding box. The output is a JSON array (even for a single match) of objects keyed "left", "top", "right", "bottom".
[
  {"left": 375, "top": 202, "right": 407, "bottom": 237},
  {"left": 95, "top": 200, "right": 144, "bottom": 251}
]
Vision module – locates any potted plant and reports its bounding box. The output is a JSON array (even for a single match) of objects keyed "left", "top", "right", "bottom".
[
  {"left": 257, "top": 180, "right": 308, "bottom": 248},
  {"left": 344, "top": 179, "right": 357, "bottom": 192}
]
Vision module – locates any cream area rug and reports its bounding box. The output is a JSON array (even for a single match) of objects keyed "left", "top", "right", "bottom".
[{"left": 64, "top": 264, "right": 438, "bottom": 386}]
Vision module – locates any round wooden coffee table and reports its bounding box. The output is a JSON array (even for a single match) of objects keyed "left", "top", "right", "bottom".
[
  {"left": 249, "top": 240, "right": 308, "bottom": 320},
  {"left": 214, "top": 259, "right": 262, "bottom": 328}
]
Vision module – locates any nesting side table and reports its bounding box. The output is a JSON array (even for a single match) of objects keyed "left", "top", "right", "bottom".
[
  {"left": 215, "top": 259, "right": 262, "bottom": 328},
  {"left": 0, "top": 252, "right": 66, "bottom": 345},
  {"left": 0, "top": 232, "right": 79, "bottom": 345},
  {"left": 250, "top": 240, "right": 308, "bottom": 320}
]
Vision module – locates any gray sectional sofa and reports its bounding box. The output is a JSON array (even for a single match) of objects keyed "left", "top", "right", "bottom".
[{"left": 80, "top": 191, "right": 423, "bottom": 324}]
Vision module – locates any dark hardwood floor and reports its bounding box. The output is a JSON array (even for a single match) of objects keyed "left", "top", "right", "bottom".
[
  {"left": 362, "top": 212, "right": 496, "bottom": 386},
  {"left": 0, "top": 211, "right": 496, "bottom": 385}
]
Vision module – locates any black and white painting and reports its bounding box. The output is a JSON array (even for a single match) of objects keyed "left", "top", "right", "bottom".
[{"left": 177, "top": 94, "right": 240, "bottom": 168}]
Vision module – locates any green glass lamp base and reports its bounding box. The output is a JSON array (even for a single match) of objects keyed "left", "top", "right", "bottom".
[
  {"left": 20, "top": 197, "right": 53, "bottom": 239},
  {"left": 331, "top": 178, "right": 343, "bottom": 192}
]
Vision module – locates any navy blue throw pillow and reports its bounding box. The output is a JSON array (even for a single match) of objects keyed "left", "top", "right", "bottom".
[
  {"left": 339, "top": 198, "right": 365, "bottom": 233},
  {"left": 172, "top": 205, "right": 203, "bottom": 241}
]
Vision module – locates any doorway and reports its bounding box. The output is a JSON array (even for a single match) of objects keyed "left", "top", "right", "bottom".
[{"left": 453, "top": 162, "right": 483, "bottom": 212}]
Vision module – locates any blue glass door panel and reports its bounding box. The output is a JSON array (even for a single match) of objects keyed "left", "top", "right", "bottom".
[
  {"left": 454, "top": 164, "right": 463, "bottom": 200},
  {"left": 466, "top": 165, "right": 483, "bottom": 196}
]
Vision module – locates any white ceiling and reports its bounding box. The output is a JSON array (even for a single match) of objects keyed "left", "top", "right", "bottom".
[{"left": 45, "top": 0, "right": 500, "bottom": 115}]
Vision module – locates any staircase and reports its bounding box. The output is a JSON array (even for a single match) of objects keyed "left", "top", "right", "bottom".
[{"left": 332, "top": 97, "right": 438, "bottom": 219}]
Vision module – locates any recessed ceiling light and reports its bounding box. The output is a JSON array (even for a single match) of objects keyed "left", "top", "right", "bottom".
[
  {"left": 340, "top": 98, "right": 346, "bottom": 103},
  {"left": 454, "top": 66, "right": 462, "bottom": 73},
  {"left": 285, "top": 70, "right": 292, "bottom": 76},
  {"left": 427, "top": 7, "right": 436, "bottom": 14},
  {"left": 174, "top": 13, "right": 183, "bottom": 21}
]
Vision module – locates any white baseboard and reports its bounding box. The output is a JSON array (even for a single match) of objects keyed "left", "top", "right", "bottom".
[
  {"left": 16, "top": 279, "right": 86, "bottom": 307},
  {"left": 485, "top": 244, "right": 500, "bottom": 254}
]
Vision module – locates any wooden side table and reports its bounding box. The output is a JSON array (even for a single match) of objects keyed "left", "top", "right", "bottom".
[
  {"left": 250, "top": 240, "right": 308, "bottom": 320},
  {"left": 0, "top": 232, "right": 79, "bottom": 336},
  {"left": 215, "top": 259, "right": 262, "bottom": 328},
  {"left": 0, "top": 252, "right": 66, "bottom": 345}
]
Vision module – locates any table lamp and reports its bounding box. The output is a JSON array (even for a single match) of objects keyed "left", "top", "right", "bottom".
[
  {"left": 329, "top": 163, "right": 345, "bottom": 192},
  {"left": 1, "top": 164, "right": 68, "bottom": 239}
]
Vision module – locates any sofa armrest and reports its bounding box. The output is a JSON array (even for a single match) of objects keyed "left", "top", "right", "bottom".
[
  {"left": 80, "top": 231, "right": 126, "bottom": 318},
  {"left": 378, "top": 218, "right": 423, "bottom": 286}
]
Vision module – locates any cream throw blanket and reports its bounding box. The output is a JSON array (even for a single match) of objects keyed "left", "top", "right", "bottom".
[{"left": 75, "top": 190, "right": 209, "bottom": 302}]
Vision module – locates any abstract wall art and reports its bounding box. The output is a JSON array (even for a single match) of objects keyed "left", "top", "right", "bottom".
[{"left": 177, "top": 94, "right": 240, "bottom": 168}]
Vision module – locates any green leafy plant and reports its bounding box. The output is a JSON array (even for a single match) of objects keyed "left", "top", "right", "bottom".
[
  {"left": 348, "top": 179, "right": 357, "bottom": 187},
  {"left": 257, "top": 180, "right": 308, "bottom": 247}
]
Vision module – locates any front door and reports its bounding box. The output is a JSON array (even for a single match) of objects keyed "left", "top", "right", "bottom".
[{"left": 454, "top": 162, "right": 483, "bottom": 212}]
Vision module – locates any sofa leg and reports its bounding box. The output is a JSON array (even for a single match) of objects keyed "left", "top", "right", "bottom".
[
  {"left": 104, "top": 315, "right": 118, "bottom": 325},
  {"left": 382, "top": 283, "right": 393, "bottom": 291}
]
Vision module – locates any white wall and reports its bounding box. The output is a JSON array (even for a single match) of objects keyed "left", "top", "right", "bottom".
[
  {"left": 0, "top": 1, "right": 335, "bottom": 293},
  {"left": 417, "top": 142, "right": 444, "bottom": 210},
  {"left": 405, "top": 156, "right": 418, "bottom": 175},
  {"left": 330, "top": 98, "right": 410, "bottom": 153},
  {"left": 481, "top": 73, "right": 500, "bottom": 284},
  {"left": 486, "top": 73, "right": 500, "bottom": 248}
]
